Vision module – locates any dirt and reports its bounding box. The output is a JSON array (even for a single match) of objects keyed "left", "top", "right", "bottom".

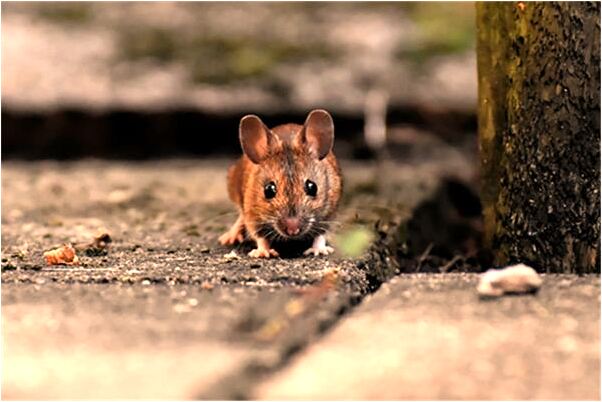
[
  {"left": 0, "top": 159, "right": 380, "bottom": 292},
  {"left": 1, "top": 136, "right": 476, "bottom": 285}
]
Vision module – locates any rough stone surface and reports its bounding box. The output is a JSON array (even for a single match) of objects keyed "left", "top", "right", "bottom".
[
  {"left": 3, "top": 155, "right": 598, "bottom": 400},
  {"left": 0, "top": 160, "right": 365, "bottom": 399},
  {"left": 2, "top": 284, "right": 258, "bottom": 399},
  {"left": 256, "top": 273, "right": 601, "bottom": 400},
  {"left": 1, "top": 152, "right": 472, "bottom": 399}
]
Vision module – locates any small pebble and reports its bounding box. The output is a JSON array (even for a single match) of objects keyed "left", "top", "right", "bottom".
[
  {"left": 477, "top": 263, "right": 542, "bottom": 297},
  {"left": 556, "top": 335, "right": 578, "bottom": 353},
  {"left": 141, "top": 279, "right": 151, "bottom": 286},
  {"left": 173, "top": 303, "right": 190, "bottom": 314},
  {"left": 223, "top": 250, "right": 240, "bottom": 262}
]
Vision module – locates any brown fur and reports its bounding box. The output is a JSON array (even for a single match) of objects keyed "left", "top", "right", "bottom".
[{"left": 223, "top": 111, "right": 342, "bottom": 252}]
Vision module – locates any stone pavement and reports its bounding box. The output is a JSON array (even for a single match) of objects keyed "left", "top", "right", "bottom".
[
  {"left": 2, "top": 156, "right": 467, "bottom": 399},
  {"left": 257, "top": 274, "right": 600, "bottom": 400},
  {"left": 2, "top": 156, "right": 599, "bottom": 400}
]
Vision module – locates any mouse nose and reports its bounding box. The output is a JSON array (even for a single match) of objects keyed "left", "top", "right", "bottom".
[{"left": 282, "top": 217, "right": 300, "bottom": 236}]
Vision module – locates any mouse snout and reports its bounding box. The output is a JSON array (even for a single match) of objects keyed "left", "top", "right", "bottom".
[{"left": 281, "top": 217, "right": 301, "bottom": 236}]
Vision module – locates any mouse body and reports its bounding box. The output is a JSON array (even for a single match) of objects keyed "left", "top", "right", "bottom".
[{"left": 219, "top": 109, "right": 342, "bottom": 258}]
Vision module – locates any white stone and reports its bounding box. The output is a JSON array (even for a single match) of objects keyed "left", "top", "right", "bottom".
[{"left": 477, "top": 264, "right": 542, "bottom": 297}]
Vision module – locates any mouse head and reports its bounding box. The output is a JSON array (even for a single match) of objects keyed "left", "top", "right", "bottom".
[{"left": 239, "top": 109, "right": 338, "bottom": 240}]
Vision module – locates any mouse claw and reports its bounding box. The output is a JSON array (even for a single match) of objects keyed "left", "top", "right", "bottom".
[
  {"left": 248, "top": 248, "right": 279, "bottom": 258},
  {"left": 304, "top": 245, "right": 335, "bottom": 256}
]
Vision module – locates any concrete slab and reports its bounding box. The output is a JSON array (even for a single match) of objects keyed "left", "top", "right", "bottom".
[
  {"left": 1, "top": 153, "right": 475, "bottom": 399},
  {"left": 256, "top": 274, "right": 601, "bottom": 400}
]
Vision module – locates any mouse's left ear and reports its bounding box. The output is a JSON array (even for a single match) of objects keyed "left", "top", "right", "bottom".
[{"left": 297, "top": 109, "right": 334, "bottom": 160}]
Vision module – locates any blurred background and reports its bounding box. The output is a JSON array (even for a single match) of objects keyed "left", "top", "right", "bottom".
[{"left": 2, "top": 1, "right": 477, "bottom": 160}]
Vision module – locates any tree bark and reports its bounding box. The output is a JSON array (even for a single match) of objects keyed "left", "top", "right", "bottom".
[{"left": 477, "top": 2, "right": 600, "bottom": 273}]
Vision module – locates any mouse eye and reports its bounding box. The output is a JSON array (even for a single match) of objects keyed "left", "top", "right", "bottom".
[
  {"left": 264, "top": 182, "right": 277, "bottom": 199},
  {"left": 304, "top": 180, "right": 318, "bottom": 197}
]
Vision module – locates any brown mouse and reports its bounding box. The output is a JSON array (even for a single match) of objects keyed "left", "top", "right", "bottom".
[{"left": 219, "top": 109, "right": 342, "bottom": 258}]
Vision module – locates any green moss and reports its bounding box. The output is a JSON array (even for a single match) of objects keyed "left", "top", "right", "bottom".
[
  {"left": 334, "top": 226, "right": 375, "bottom": 258},
  {"left": 188, "top": 37, "right": 271, "bottom": 83},
  {"left": 36, "top": 2, "right": 91, "bottom": 24},
  {"left": 118, "top": 28, "right": 337, "bottom": 84},
  {"left": 119, "top": 28, "right": 178, "bottom": 63},
  {"left": 397, "top": 2, "right": 475, "bottom": 64},
  {"left": 187, "top": 36, "right": 336, "bottom": 84}
]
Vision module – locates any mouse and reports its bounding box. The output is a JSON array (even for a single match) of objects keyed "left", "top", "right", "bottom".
[{"left": 218, "top": 109, "right": 342, "bottom": 258}]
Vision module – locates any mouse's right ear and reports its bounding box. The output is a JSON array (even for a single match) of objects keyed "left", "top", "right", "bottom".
[{"left": 239, "top": 115, "right": 278, "bottom": 164}]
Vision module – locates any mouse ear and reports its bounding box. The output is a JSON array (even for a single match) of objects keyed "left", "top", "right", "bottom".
[
  {"left": 239, "top": 115, "right": 277, "bottom": 164},
  {"left": 297, "top": 109, "right": 334, "bottom": 160}
]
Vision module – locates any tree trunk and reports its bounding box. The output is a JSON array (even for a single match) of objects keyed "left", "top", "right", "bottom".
[{"left": 477, "top": 2, "right": 600, "bottom": 273}]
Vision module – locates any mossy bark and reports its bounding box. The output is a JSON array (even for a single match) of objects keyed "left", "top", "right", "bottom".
[{"left": 477, "top": 2, "right": 600, "bottom": 273}]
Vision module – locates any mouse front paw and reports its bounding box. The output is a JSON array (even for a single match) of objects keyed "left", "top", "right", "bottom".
[
  {"left": 219, "top": 215, "right": 245, "bottom": 246},
  {"left": 303, "top": 245, "right": 335, "bottom": 256},
  {"left": 248, "top": 248, "right": 279, "bottom": 258},
  {"left": 218, "top": 230, "right": 244, "bottom": 246},
  {"left": 304, "top": 235, "right": 334, "bottom": 256}
]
